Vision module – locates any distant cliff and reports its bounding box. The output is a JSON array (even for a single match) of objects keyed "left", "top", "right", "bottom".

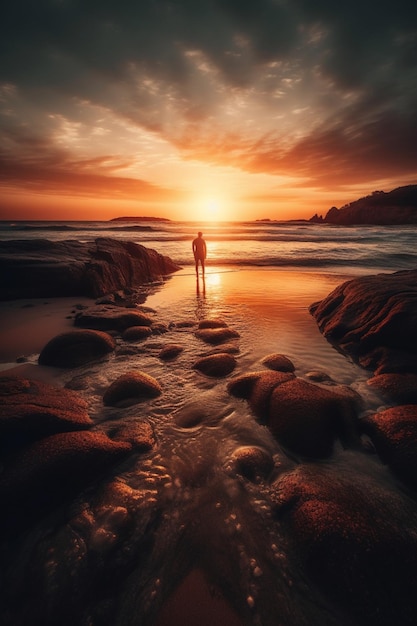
[{"left": 310, "top": 185, "right": 417, "bottom": 225}]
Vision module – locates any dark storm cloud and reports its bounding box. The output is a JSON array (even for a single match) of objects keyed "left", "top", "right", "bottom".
[{"left": 1, "top": 0, "right": 416, "bottom": 187}]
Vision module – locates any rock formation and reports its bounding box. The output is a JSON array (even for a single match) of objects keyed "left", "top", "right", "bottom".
[
  {"left": 0, "top": 237, "right": 181, "bottom": 300},
  {"left": 310, "top": 185, "right": 417, "bottom": 225}
]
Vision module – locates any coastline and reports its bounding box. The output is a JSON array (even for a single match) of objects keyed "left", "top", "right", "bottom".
[
  {"left": 0, "top": 267, "right": 362, "bottom": 388},
  {"left": 3, "top": 260, "right": 417, "bottom": 625}
]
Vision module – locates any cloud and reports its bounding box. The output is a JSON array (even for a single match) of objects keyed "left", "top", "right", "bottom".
[{"left": 1, "top": 0, "right": 416, "bottom": 200}]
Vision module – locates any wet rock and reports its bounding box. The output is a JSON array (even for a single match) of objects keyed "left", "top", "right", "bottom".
[
  {"left": 198, "top": 318, "right": 228, "bottom": 329},
  {"left": 103, "top": 371, "right": 162, "bottom": 407},
  {"left": 228, "top": 371, "right": 360, "bottom": 458},
  {"left": 227, "top": 370, "right": 295, "bottom": 407},
  {"left": 122, "top": 326, "right": 153, "bottom": 341},
  {"left": 310, "top": 269, "right": 417, "bottom": 375},
  {"left": 274, "top": 460, "right": 417, "bottom": 626},
  {"left": 305, "top": 371, "right": 335, "bottom": 383},
  {"left": 158, "top": 344, "right": 184, "bottom": 360},
  {"left": 151, "top": 322, "right": 169, "bottom": 334},
  {"left": 75, "top": 304, "right": 153, "bottom": 331},
  {"left": 109, "top": 420, "right": 155, "bottom": 452},
  {"left": 204, "top": 343, "right": 240, "bottom": 355},
  {"left": 172, "top": 399, "right": 231, "bottom": 428},
  {"left": 0, "top": 237, "right": 180, "bottom": 300},
  {"left": 262, "top": 353, "right": 295, "bottom": 372},
  {"left": 175, "top": 320, "right": 196, "bottom": 328},
  {"left": 267, "top": 378, "right": 360, "bottom": 458},
  {"left": 0, "top": 376, "right": 91, "bottom": 450},
  {"left": 195, "top": 327, "right": 240, "bottom": 345},
  {"left": 38, "top": 329, "right": 116, "bottom": 368},
  {"left": 361, "top": 405, "right": 417, "bottom": 489},
  {"left": 0, "top": 431, "right": 132, "bottom": 529},
  {"left": 226, "top": 445, "right": 274, "bottom": 482},
  {"left": 367, "top": 372, "right": 417, "bottom": 404},
  {"left": 193, "top": 353, "right": 237, "bottom": 377}
]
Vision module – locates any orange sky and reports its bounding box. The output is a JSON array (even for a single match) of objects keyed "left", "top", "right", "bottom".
[{"left": 1, "top": 2, "right": 416, "bottom": 222}]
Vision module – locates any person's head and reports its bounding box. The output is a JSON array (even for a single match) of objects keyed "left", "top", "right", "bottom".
[{"left": 198, "top": 231, "right": 203, "bottom": 237}]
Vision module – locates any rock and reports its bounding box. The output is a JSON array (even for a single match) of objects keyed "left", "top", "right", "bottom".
[
  {"left": 227, "top": 370, "right": 295, "bottom": 407},
  {"left": 313, "top": 185, "right": 417, "bottom": 225},
  {"left": 122, "top": 326, "right": 153, "bottom": 341},
  {"left": 0, "top": 431, "right": 132, "bottom": 529},
  {"left": 198, "top": 318, "right": 228, "bottom": 329},
  {"left": 150, "top": 322, "right": 169, "bottom": 334},
  {"left": 38, "top": 329, "right": 116, "bottom": 368},
  {"left": 158, "top": 344, "right": 184, "bottom": 360},
  {"left": 267, "top": 378, "right": 360, "bottom": 458},
  {"left": 193, "top": 353, "right": 237, "bottom": 377},
  {"left": 0, "top": 237, "right": 180, "bottom": 300},
  {"left": 103, "top": 371, "right": 162, "bottom": 407},
  {"left": 75, "top": 304, "right": 153, "bottom": 331},
  {"left": 228, "top": 371, "right": 360, "bottom": 458},
  {"left": 226, "top": 445, "right": 274, "bottom": 482},
  {"left": 305, "top": 371, "right": 334, "bottom": 383},
  {"left": 195, "top": 327, "right": 240, "bottom": 345},
  {"left": 310, "top": 269, "right": 417, "bottom": 376},
  {"left": 273, "top": 459, "right": 417, "bottom": 626},
  {"left": 361, "top": 405, "right": 417, "bottom": 489},
  {"left": 0, "top": 376, "right": 91, "bottom": 451},
  {"left": 262, "top": 354, "right": 295, "bottom": 372},
  {"left": 367, "top": 373, "right": 417, "bottom": 404},
  {"left": 109, "top": 421, "right": 155, "bottom": 452}
]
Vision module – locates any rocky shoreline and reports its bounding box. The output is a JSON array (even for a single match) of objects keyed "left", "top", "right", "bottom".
[
  {"left": 1, "top": 264, "right": 417, "bottom": 625},
  {"left": 0, "top": 237, "right": 181, "bottom": 300}
]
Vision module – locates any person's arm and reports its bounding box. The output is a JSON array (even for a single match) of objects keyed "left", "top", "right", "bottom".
[{"left": 203, "top": 240, "right": 207, "bottom": 258}]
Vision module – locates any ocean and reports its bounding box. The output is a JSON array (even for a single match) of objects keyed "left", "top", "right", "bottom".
[{"left": 1, "top": 218, "right": 417, "bottom": 273}]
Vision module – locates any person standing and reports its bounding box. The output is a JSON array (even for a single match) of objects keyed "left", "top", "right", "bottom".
[{"left": 192, "top": 231, "right": 207, "bottom": 276}]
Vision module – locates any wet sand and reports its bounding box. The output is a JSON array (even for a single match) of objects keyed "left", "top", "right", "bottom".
[
  {"left": 0, "top": 296, "right": 94, "bottom": 366},
  {"left": 0, "top": 267, "right": 362, "bottom": 384}
]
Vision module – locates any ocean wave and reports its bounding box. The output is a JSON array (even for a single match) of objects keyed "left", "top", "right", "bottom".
[{"left": 176, "top": 252, "right": 417, "bottom": 270}]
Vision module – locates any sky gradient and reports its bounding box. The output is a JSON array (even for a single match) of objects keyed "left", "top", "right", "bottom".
[{"left": 1, "top": 0, "right": 416, "bottom": 221}]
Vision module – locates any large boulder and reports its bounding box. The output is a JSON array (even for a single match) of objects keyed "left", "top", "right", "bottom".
[
  {"left": 38, "top": 329, "right": 116, "bottom": 368},
  {"left": 0, "top": 431, "right": 132, "bottom": 531},
  {"left": 367, "top": 372, "right": 417, "bottom": 404},
  {"left": 0, "top": 376, "right": 92, "bottom": 449},
  {"left": 228, "top": 371, "right": 360, "bottom": 458},
  {"left": 0, "top": 238, "right": 180, "bottom": 300},
  {"left": 310, "top": 269, "right": 417, "bottom": 375},
  {"left": 361, "top": 405, "right": 417, "bottom": 489},
  {"left": 274, "top": 460, "right": 417, "bottom": 626}
]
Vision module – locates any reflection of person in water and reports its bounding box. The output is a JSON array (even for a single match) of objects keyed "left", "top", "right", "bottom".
[{"left": 192, "top": 231, "right": 207, "bottom": 276}]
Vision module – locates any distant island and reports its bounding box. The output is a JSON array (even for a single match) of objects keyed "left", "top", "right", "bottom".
[
  {"left": 310, "top": 184, "right": 417, "bottom": 225},
  {"left": 110, "top": 216, "right": 171, "bottom": 222}
]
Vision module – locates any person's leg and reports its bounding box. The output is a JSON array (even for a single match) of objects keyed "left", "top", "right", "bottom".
[{"left": 201, "top": 258, "right": 205, "bottom": 276}]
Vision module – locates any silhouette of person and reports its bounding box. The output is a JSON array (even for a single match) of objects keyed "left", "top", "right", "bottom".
[{"left": 192, "top": 231, "right": 207, "bottom": 276}]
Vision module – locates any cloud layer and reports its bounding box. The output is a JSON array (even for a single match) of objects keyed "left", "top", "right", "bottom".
[{"left": 1, "top": 0, "right": 416, "bottom": 214}]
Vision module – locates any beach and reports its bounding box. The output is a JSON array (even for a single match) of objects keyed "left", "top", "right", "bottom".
[
  {"left": 2, "top": 230, "right": 417, "bottom": 626},
  {"left": 0, "top": 267, "right": 370, "bottom": 397}
]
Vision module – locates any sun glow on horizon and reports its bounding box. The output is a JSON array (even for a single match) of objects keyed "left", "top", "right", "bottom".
[{"left": 187, "top": 193, "right": 237, "bottom": 222}]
